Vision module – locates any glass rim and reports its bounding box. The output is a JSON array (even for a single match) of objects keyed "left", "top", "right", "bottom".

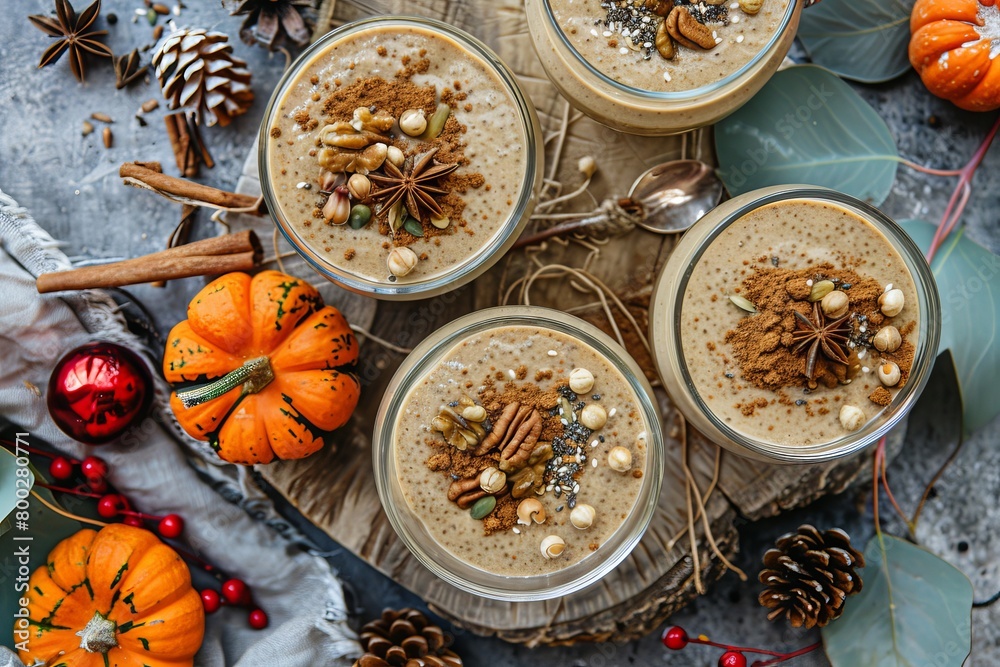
[
  {"left": 663, "top": 187, "right": 941, "bottom": 463},
  {"left": 257, "top": 16, "right": 541, "bottom": 298},
  {"left": 539, "top": 0, "right": 800, "bottom": 101},
  {"left": 372, "top": 306, "right": 665, "bottom": 600}
]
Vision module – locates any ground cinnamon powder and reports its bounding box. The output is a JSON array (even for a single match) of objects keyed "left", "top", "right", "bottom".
[{"left": 725, "top": 264, "right": 912, "bottom": 392}]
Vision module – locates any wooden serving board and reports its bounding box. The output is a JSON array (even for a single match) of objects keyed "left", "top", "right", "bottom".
[{"left": 243, "top": 0, "right": 902, "bottom": 645}]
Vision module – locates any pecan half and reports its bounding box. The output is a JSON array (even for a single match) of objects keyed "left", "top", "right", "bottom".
[
  {"left": 655, "top": 20, "right": 675, "bottom": 60},
  {"left": 645, "top": 0, "right": 674, "bottom": 16},
  {"left": 472, "top": 402, "right": 531, "bottom": 455},
  {"left": 499, "top": 410, "right": 542, "bottom": 472},
  {"left": 447, "top": 476, "right": 508, "bottom": 508},
  {"left": 667, "top": 7, "right": 718, "bottom": 50}
]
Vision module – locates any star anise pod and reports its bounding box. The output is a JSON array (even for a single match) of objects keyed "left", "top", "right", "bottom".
[
  {"left": 791, "top": 302, "right": 851, "bottom": 380},
  {"left": 369, "top": 148, "right": 459, "bottom": 223},
  {"left": 29, "top": 0, "right": 112, "bottom": 83},
  {"left": 113, "top": 49, "right": 147, "bottom": 88},
  {"left": 228, "top": 0, "right": 314, "bottom": 50}
]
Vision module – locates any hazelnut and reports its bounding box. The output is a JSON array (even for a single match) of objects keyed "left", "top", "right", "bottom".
[
  {"left": 387, "top": 247, "right": 418, "bottom": 277},
  {"left": 879, "top": 288, "right": 905, "bottom": 317},
  {"left": 568, "top": 368, "right": 595, "bottom": 395},
  {"left": 877, "top": 362, "right": 901, "bottom": 387},
  {"left": 578, "top": 156, "right": 597, "bottom": 178},
  {"left": 479, "top": 467, "right": 506, "bottom": 494},
  {"left": 462, "top": 405, "right": 487, "bottom": 422},
  {"left": 516, "top": 498, "right": 546, "bottom": 525},
  {"left": 739, "top": 0, "right": 763, "bottom": 13},
  {"left": 839, "top": 405, "right": 866, "bottom": 432},
  {"left": 872, "top": 326, "right": 901, "bottom": 353},
  {"left": 540, "top": 535, "right": 565, "bottom": 559},
  {"left": 607, "top": 446, "right": 632, "bottom": 472},
  {"left": 821, "top": 290, "right": 849, "bottom": 318},
  {"left": 570, "top": 504, "right": 596, "bottom": 530},
  {"left": 347, "top": 173, "right": 371, "bottom": 200},
  {"left": 399, "top": 109, "right": 427, "bottom": 137},
  {"left": 580, "top": 404, "right": 607, "bottom": 430},
  {"left": 386, "top": 145, "right": 405, "bottom": 167}
]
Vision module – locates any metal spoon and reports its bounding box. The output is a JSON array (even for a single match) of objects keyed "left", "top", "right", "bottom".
[
  {"left": 628, "top": 159, "right": 723, "bottom": 234},
  {"left": 513, "top": 159, "right": 722, "bottom": 249}
]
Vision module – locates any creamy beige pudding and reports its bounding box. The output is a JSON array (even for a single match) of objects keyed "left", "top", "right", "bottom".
[
  {"left": 678, "top": 199, "right": 919, "bottom": 446},
  {"left": 262, "top": 19, "right": 538, "bottom": 296},
  {"left": 525, "top": 0, "right": 801, "bottom": 134},
  {"left": 549, "top": 0, "right": 791, "bottom": 92},
  {"left": 393, "top": 326, "right": 650, "bottom": 576}
]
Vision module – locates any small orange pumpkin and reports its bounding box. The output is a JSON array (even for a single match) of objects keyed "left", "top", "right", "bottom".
[
  {"left": 910, "top": 0, "right": 1000, "bottom": 111},
  {"left": 164, "top": 270, "right": 360, "bottom": 465},
  {"left": 15, "top": 524, "right": 204, "bottom": 667}
]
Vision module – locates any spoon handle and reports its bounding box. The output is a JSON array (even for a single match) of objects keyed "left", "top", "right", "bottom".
[{"left": 513, "top": 198, "right": 641, "bottom": 250}]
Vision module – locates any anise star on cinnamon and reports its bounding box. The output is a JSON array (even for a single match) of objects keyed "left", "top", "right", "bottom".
[
  {"left": 791, "top": 302, "right": 851, "bottom": 380},
  {"left": 369, "top": 148, "right": 459, "bottom": 223},
  {"left": 29, "top": 0, "right": 112, "bottom": 83}
]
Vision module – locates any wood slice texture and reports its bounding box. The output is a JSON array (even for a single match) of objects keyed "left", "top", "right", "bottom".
[{"left": 254, "top": 0, "right": 902, "bottom": 645}]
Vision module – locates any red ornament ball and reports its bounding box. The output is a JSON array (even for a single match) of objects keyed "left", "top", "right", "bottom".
[
  {"left": 47, "top": 342, "right": 152, "bottom": 445},
  {"left": 158, "top": 513, "right": 185, "bottom": 539},
  {"left": 80, "top": 455, "right": 109, "bottom": 482},
  {"left": 122, "top": 515, "right": 145, "bottom": 528},
  {"left": 222, "top": 578, "right": 251, "bottom": 606},
  {"left": 97, "top": 494, "right": 127, "bottom": 519},
  {"left": 719, "top": 651, "right": 747, "bottom": 667},
  {"left": 48, "top": 456, "right": 74, "bottom": 480},
  {"left": 662, "top": 626, "right": 689, "bottom": 651},
  {"left": 201, "top": 589, "right": 222, "bottom": 614},
  {"left": 248, "top": 608, "right": 269, "bottom": 630}
]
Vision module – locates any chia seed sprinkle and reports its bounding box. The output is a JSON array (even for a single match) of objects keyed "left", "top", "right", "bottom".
[
  {"left": 795, "top": 399, "right": 807, "bottom": 406},
  {"left": 556, "top": 506, "right": 564, "bottom": 512},
  {"left": 725, "top": 371, "right": 735, "bottom": 378},
  {"left": 598, "top": 0, "right": 728, "bottom": 61}
]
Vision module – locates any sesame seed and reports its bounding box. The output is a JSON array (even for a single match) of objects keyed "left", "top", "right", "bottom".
[
  {"left": 608, "top": 408, "right": 617, "bottom": 418},
  {"left": 736, "top": 34, "right": 744, "bottom": 42},
  {"left": 603, "top": 30, "right": 612, "bottom": 36},
  {"left": 858, "top": 348, "right": 867, "bottom": 359},
  {"left": 806, "top": 279, "right": 813, "bottom": 286},
  {"left": 884, "top": 283, "right": 893, "bottom": 292},
  {"left": 513, "top": 527, "right": 521, "bottom": 534},
  {"left": 860, "top": 326, "right": 867, "bottom": 333},
  {"left": 591, "top": 28, "right": 599, "bottom": 36},
  {"left": 547, "top": 350, "right": 558, "bottom": 356},
  {"left": 664, "top": 71, "right": 672, "bottom": 81},
  {"left": 732, "top": 15, "right": 740, "bottom": 22},
  {"left": 862, "top": 366, "right": 870, "bottom": 373},
  {"left": 620, "top": 47, "right": 629, "bottom": 54}
]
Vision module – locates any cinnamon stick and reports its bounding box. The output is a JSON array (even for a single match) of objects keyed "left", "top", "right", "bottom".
[
  {"left": 36, "top": 231, "right": 262, "bottom": 293},
  {"left": 164, "top": 113, "right": 185, "bottom": 172},
  {"left": 151, "top": 203, "right": 198, "bottom": 288},
  {"left": 119, "top": 162, "right": 265, "bottom": 213}
]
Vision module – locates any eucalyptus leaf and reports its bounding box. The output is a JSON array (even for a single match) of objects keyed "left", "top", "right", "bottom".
[
  {"left": 823, "top": 534, "right": 972, "bottom": 666},
  {"left": 798, "top": 0, "right": 915, "bottom": 83},
  {"left": 714, "top": 66, "right": 898, "bottom": 205},
  {"left": 900, "top": 219, "right": 1000, "bottom": 431}
]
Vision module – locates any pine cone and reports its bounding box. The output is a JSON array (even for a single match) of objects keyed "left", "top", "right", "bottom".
[
  {"left": 758, "top": 525, "right": 865, "bottom": 629},
  {"left": 228, "top": 0, "right": 314, "bottom": 50},
  {"left": 152, "top": 28, "right": 253, "bottom": 127},
  {"left": 354, "top": 608, "right": 463, "bottom": 667}
]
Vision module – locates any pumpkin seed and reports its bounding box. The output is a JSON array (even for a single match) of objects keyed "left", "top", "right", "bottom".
[
  {"left": 470, "top": 495, "right": 497, "bottom": 520},
  {"left": 422, "top": 102, "right": 451, "bottom": 140},
  {"left": 403, "top": 217, "right": 424, "bottom": 237},
  {"left": 728, "top": 295, "right": 757, "bottom": 313},
  {"left": 348, "top": 204, "right": 372, "bottom": 229},
  {"left": 430, "top": 213, "right": 450, "bottom": 229},
  {"left": 808, "top": 280, "right": 835, "bottom": 302},
  {"left": 559, "top": 397, "right": 576, "bottom": 422},
  {"left": 388, "top": 201, "right": 405, "bottom": 232}
]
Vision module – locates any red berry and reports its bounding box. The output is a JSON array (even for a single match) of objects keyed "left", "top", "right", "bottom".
[
  {"left": 97, "top": 494, "right": 126, "bottom": 518},
  {"left": 719, "top": 651, "right": 747, "bottom": 667},
  {"left": 201, "top": 589, "right": 222, "bottom": 614},
  {"left": 86, "top": 477, "right": 108, "bottom": 493},
  {"left": 248, "top": 608, "right": 268, "bottom": 630},
  {"left": 81, "top": 456, "right": 108, "bottom": 481},
  {"left": 221, "top": 578, "right": 251, "bottom": 606},
  {"left": 662, "top": 626, "right": 689, "bottom": 650},
  {"left": 49, "top": 457, "right": 74, "bottom": 480},
  {"left": 122, "top": 515, "right": 144, "bottom": 528},
  {"left": 158, "top": 514, "right": 184, "bottom": 539}
]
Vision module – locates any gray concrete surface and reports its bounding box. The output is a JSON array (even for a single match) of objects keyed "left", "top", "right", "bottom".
[{"left": 1, "top": 1, "right": 998, "bottom": 665}]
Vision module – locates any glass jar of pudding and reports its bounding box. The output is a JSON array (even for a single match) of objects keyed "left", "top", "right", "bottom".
[
  {"left": 649, "top": 187, "right": 940, "bottom": 463},
  {"left": 373, "top": 306, "right": 664, "bottom": 600},
  {"left": 259, "top": 17, "right": 543, "bottom": 300},
  {"left": 525, "top": 0, "right": 802, "bottom": 135}
]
